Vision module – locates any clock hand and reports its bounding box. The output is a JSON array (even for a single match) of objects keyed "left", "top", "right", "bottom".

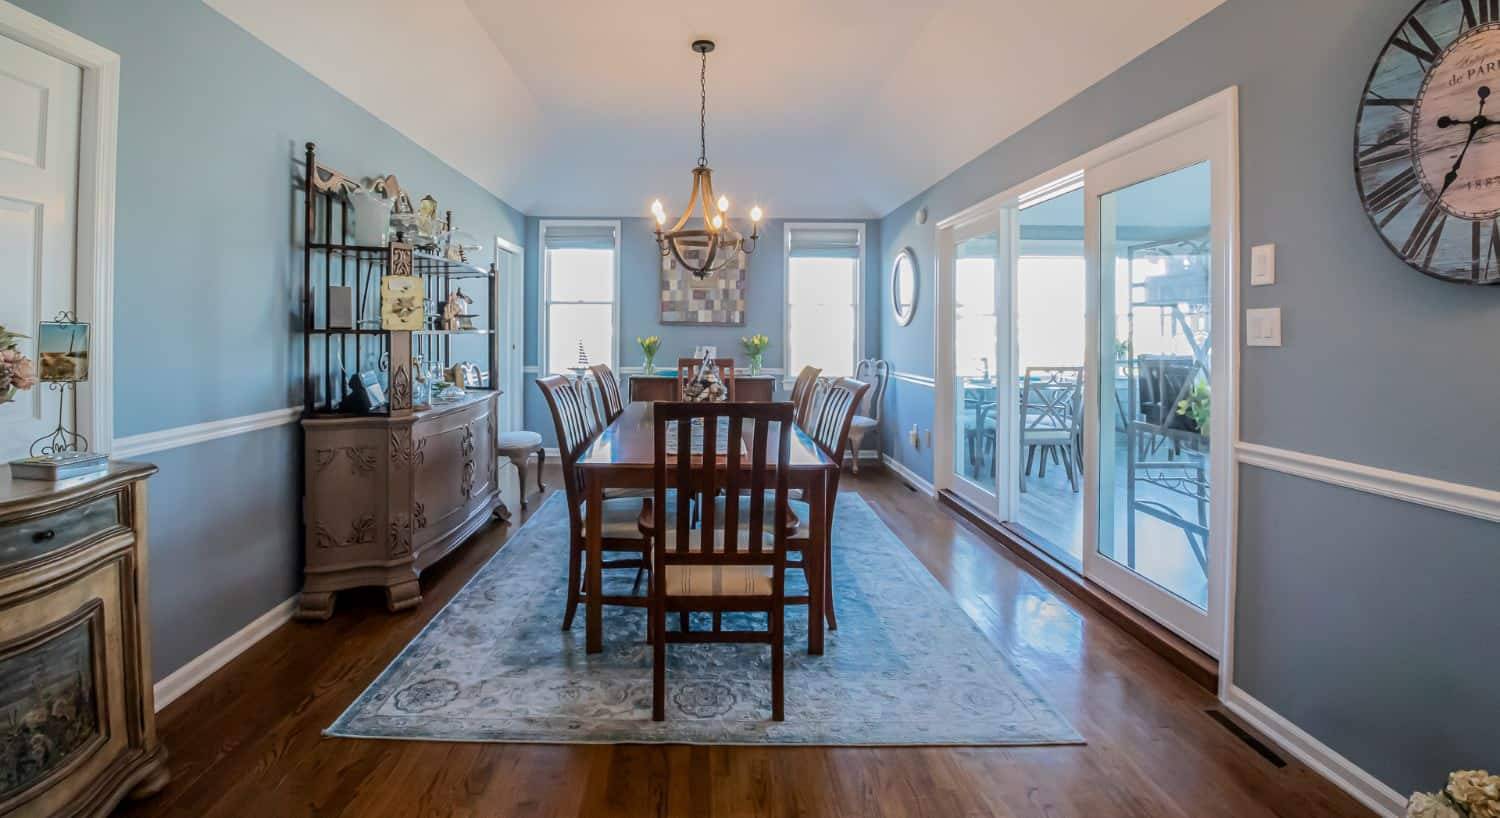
[{"left": 1439, "top": 87, "right": 1493, "bottom": 198}]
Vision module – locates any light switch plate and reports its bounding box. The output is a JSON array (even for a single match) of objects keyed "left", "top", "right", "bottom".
[
  {"left": 1246, "top": 307, "right": 1282, "bottom": 347},
  {"left": 1251, "top": 244, "right": 1276, "bottom": 286}
]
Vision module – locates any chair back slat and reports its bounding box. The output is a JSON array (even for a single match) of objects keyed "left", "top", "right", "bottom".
[
  {"left": 700, "top": 410, "right": 719, "bottom": 555},
  {"left": 723, "top": 415, "right": 743, "bottom": 548},
  {"left": 588, "top": 364, "right": 625, "bottom": 424},
  {"left": 807, "top": 377, "right": 870, "bottom": 467},
  {"left": 535, "top": 374, "right": 605, "bottom": 533},
  {"left": 789, "top": 366, "right": 822, "bottom": 427},
  {"left": 750, "top": 416, "right": 772, "bottom": 555}
]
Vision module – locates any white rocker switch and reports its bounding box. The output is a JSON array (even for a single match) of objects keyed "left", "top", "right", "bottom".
[
  {"left": 1251, "top": 243, "right": 1276, "bottom": 286},
  {"left": 1246, "top": 308, "right": 1282, "bottom": 347}
]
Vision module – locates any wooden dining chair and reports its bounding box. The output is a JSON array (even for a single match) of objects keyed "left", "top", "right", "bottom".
[
  {"left": 710, "top": 377, "right": 867, "bottom": 630},
  {"left": 676, "top": 357, "right": 736, "bottom": 401},
  {"left": 846, "top": 358, "right": 889, "bottom": 473},
  {"left": 650, "top": 401, "right": 793, "bottom": 721},
  {"left": 788, "top": 365, "right": 822, "bottom": 428},
  {"left": 588, "top": 363, "right": 625, "bottom": 425},
  {"left": 536, "top": 375, "right": 655, "bottom": 631}
]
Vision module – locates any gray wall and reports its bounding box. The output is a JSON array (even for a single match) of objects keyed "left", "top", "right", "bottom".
[
  {"left": 875, "top": 0, "right": 1500, "bottom": 794},
  {"left": 521, "top": 216, "right": 881, "bottom": 446},
  {"left": 17, "top": 0, "right": 525, "bottom": 680}
]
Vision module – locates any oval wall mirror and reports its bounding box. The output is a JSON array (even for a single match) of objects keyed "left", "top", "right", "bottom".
[{"left": 891, "top": 247, "right": 918, "bottom": 326}]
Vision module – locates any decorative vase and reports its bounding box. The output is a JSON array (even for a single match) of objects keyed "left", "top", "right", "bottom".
[
  {"left": 349, "top": 188, "right": 393, "bottom": 247},
  {"left": 749, "top": 353, "right": 763, "bottom": 375},
  {"left": 642, "top": 353, "right": 655, "bottom": 374}
]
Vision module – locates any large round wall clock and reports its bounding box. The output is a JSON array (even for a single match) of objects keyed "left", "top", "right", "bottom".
[{"left": 1356, "top": 0, "right": 1500, "bottom": 284}]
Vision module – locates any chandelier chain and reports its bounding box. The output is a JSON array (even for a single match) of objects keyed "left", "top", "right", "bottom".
[{"left": 698, "top": 49, "right": 708, "bottom": 167}]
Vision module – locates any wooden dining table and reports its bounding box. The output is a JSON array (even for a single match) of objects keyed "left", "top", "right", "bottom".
[{"left": 577, "top": 400, "right": 836, "bottom": 655}]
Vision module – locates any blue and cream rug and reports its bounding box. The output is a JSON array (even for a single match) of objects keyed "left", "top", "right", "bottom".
[{"left": 326, "top": 492, "right": 1081, "bottom": 746}]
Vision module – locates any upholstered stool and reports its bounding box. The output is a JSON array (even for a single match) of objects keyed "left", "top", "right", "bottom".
[{"left": 497, "top": 431, "right": 546, "bottom": 507}]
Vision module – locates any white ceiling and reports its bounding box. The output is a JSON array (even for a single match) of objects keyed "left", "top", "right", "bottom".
[{"left": 207, "top": 0, "right": 1223, "bottom": 218}]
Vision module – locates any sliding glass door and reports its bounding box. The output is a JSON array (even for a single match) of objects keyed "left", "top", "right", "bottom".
[
  {"left": 936, "top": 93, "right": 1236, "bottom": 658},
  {"left": 1084, "top": 118, "right": 1231, "bottom": 655}
]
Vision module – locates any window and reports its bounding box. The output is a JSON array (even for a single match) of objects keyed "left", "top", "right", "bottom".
[
  {"left": 784, "top": 223, "right": 864, "bottom": 378},
  {"left": 540, "top": 221, "right": 619, "bottom": 376}
]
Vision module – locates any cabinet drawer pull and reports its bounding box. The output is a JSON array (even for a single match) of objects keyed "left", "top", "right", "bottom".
[{"left": 33, "top": 529, "right": 56, "bottom": 543}]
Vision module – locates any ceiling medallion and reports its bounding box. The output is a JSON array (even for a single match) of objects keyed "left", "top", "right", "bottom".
[{"left": 651, "top": 39, "right": 762, "bottom": 279}]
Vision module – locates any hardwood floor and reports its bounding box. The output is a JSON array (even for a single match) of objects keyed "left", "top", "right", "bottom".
[{"left": 120, "top": 466, "right": 1373, "bottom": 818}]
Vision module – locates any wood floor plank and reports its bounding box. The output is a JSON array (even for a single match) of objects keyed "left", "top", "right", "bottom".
[{"left": 117, "top": 466, "right": 1375, "bottom": 818}]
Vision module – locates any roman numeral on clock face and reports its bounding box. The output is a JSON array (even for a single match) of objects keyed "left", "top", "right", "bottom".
[
  {"left": 1392, "top": 17, "right": 1443, "bottom": 65},
  {"left": 1364, "top": 167, "right": 1422, "bottom": 220},
  {"left": 1402, "top": 199, "right": 1447, "bottom": 267},
  {"left": 1461, "top": 0, "right": 1500, "bottom": 29}
]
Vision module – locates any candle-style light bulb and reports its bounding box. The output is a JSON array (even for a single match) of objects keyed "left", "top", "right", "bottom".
[
  {"left": 712, "top": 214, "right": 724, "bottom": 229},
  {"left": 655, "top": 210, "right": 666, "bottom": 226},
  {"left": 717, "top": 195, "right": 729, "bottom": 212},
  {"left": 750, "top": 205, "right": 763, "bottom": 223},
  {"left": 651, "top": 199, "right": 664, "bottom": 217}
]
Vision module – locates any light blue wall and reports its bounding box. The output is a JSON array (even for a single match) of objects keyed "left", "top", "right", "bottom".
[
  {"left": 874, "top": 0, "right": 1500, "bottom": 794},
  {"left": 17, "top": 0, "right": 525, "bottom": 679},
  {"left": 521, "top": 216, "right": 880, "bottom": 445}
]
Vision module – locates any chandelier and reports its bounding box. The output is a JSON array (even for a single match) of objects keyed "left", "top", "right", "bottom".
[{"left": 651, "top": 39, "right": 762, "bottom": 279}]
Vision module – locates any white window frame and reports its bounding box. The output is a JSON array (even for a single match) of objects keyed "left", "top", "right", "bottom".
[
  {"left": 782, "top": 222, "right": 866, "bottom": 383},
  {"left": 538, "top": 219, "right": 622, "bottom": 377}
]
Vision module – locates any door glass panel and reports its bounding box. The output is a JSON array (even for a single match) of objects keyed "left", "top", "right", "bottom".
[
  {"left": 1097, "top": 162, "right": 1211, "bottom": 609},
  {"left": 952, "top": 232, "right": 999, "bottom": 495},
  {"left": 1013, "top": 188, "right": 1086, "bottom": 568}
]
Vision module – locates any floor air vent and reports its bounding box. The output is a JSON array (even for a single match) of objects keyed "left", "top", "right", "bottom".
[{"left": 1206, "top": 709, "right": 1286, "bottom": 768}]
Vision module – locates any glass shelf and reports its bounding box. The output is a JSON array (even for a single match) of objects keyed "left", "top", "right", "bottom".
[{"left": 307, "top": 242, "right": 492, "bottom": 278}]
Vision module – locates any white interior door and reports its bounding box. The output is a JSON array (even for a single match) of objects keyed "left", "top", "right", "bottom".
[
  {"left": 494, "top": 238, "right": 524, "bottom": 432},
  {"left": 0, "top": 32, "right": 81, "bottom": 460},
  {"left": 1082, "top": 118, "right": 1234, "bottom": 656}
]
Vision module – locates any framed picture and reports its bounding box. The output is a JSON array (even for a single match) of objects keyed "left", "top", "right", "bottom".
[
  {"left": 693, "top": 346, "right": 718, "bottom": 360},
  {"left": 660, "top": 245, "right": 746, "bottom": 325},
  {"left": 37, "top": 321, "right": 90, "bottom": 382}
]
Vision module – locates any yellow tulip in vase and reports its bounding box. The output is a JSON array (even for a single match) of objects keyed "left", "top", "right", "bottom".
[
  {"left": 637, "top": 335, "right": 661, "bottom": 374},
  {"left": 741, "top": 333, "right": 770, "bottom": 376}
]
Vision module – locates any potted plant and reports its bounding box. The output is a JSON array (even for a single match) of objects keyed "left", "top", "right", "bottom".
[
  {"left": 1174, "top": 380, "right": 1210, "bottom": 436},
  {"left": 741, "top": 333, "right": 770, "bottom": 375},
  {"left": 0, "top": 325, "right": 37, "bottom": 405},
  {"left": 637, "top": 335, "right": 661, "bottom": 373}
]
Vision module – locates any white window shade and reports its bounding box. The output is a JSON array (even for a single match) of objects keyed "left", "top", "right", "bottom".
[
  {"left": 787, "top": 227, "right": 862, "bottom": 259},
  {"left": 543, "top": 223, "right": 616, "bottom": 251}
]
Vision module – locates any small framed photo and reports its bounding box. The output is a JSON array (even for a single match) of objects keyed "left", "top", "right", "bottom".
[
  {"left": 37, "top": 321, "right": 90, "bottom": 382},
  {"left": 693, "top": 345, "right": 718, "bottom": 360}
]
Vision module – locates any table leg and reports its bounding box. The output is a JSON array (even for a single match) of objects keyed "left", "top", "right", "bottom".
[
  {"left": 806, "top": 470, "right": 826, "bottom": 655},
  {"left": 585, "top": 473, "right": 604, "bottom": 654}
]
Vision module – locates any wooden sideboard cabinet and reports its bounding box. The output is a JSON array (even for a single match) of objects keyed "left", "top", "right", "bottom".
[
  {"left": 297, "top": 391, "right": 506, "bottom": 620},
  {"left": 0, "top": 462, "right": 168, "bottom": 817}
]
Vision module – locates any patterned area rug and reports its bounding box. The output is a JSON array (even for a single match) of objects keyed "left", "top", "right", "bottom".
[{"left": 326, "top": 492, "right": 1082, "bottom": 746}]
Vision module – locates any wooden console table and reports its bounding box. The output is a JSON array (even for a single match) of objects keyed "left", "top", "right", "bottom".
[
  {"left": 0, "top": 462, "right": 169, "bottom": 816},
  {"left": 627, "top": 374, "right": 777, "bottom": 403}
]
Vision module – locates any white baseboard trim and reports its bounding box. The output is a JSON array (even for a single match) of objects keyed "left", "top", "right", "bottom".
[
  {"left": 881, "top": 453, "right": 936, "bottom": 496},
  {"left": 1236, "top": 441, "right": 1500, "bottom": 524},
  {"left": 1222, "top": 686, "right": 1405, "bottom": 818},
  {"left": 112, "top": 406, "right": 302, "bottom": 459},
  {"left": 543, "top": 447, "right": 560, "bottom": 459},
  {"left": 153, "top": 595, "right": 297, "bottom": 712}
]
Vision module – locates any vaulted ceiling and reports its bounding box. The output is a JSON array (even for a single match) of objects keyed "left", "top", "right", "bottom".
[{"left": 207, "top": 0, "right": 1224, "bottom": 217}]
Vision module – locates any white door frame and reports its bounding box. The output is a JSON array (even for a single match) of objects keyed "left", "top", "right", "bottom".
[
  {"left": 494, "top": 236, "right": 524, "bottom": 431},
  {"left": 0, "top": 2, "right": 118, "bottom": 452},
  {"left": 934, "top": 88, "right": 1240, "bottom": 664}
]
